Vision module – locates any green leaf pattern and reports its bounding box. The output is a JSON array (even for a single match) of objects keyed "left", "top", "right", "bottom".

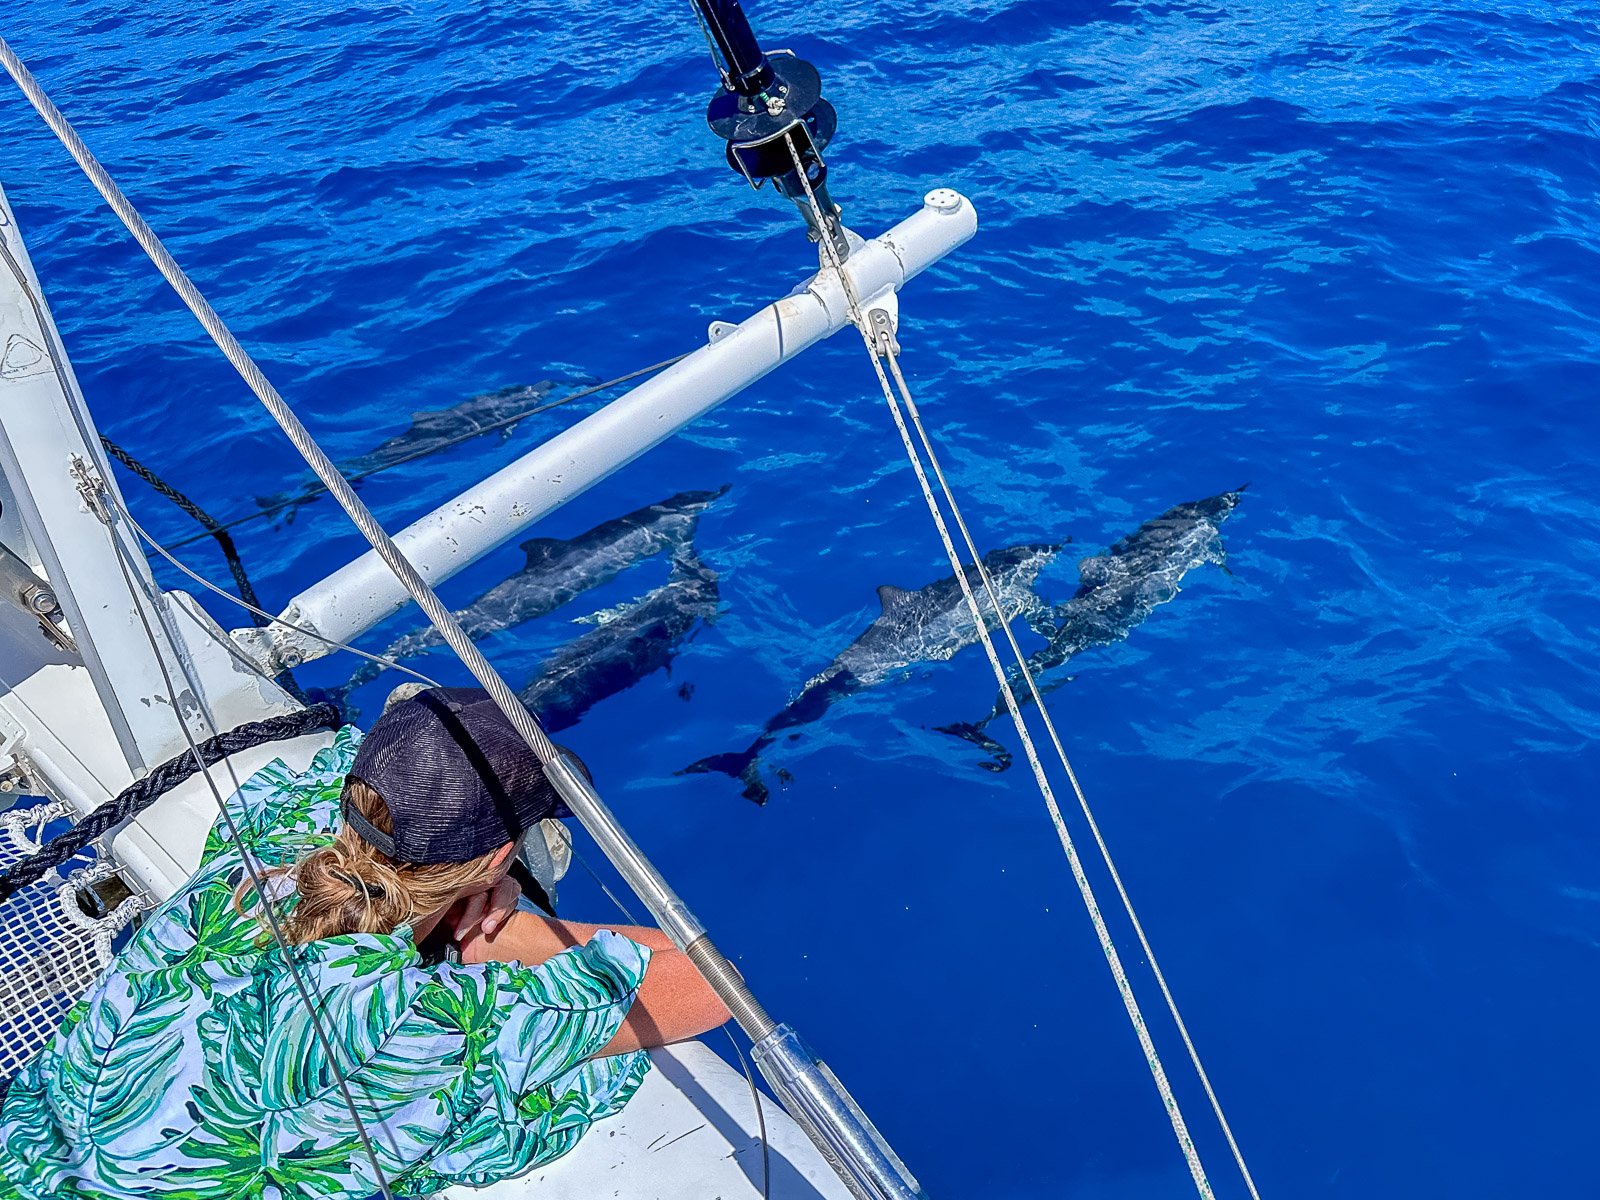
[{"left": 0, "top": 728, "right": 651, "bottom": 1199}]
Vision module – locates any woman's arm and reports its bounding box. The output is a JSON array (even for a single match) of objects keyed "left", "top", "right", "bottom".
[{"left": 459, "top": 911, "right": 731, "bottom": 1056}]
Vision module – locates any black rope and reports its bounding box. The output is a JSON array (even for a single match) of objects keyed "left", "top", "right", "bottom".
[
  {"left": 99, "top": 435, "right": 268, "bottom": 626},
  {"left": 98, "top": 436, "right": 313, "bottom": 705},
  {"left": 0, "top": 703, "right": 340, "bottom": 905}
]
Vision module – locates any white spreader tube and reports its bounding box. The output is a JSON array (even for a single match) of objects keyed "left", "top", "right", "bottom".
[{"left": 236, "top": 189, "right": 976, "bottom": 670}]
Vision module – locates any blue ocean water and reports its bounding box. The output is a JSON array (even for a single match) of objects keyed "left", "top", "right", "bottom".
[{"left": 4, "top": 1, "right": 1598, "bottom": 1195}]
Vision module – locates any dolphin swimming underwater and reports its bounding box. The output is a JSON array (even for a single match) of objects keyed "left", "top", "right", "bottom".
[
  {"left": 258, "top": 379, "right": 574, "bottom": 521},
  {"left": 334, "top": 486, "right": 728, "bottom": 711},
  {"left": 938, "top": 487, "right": 1246, "bottom": 769},
  {"left": 680, "top": 542, "right": 1062, "bottom": 804},
  {"left": 520, "top": 551, "right": 720, "bottom": 731}
]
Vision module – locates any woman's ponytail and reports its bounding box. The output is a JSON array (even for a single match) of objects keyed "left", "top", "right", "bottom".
[{"left": 236, "top": 777, "right": 505, "bottom": 944}]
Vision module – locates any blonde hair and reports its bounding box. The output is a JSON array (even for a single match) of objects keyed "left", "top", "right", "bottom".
[{"left": 238, "top": 778, "right": 505, "bottom": 944}]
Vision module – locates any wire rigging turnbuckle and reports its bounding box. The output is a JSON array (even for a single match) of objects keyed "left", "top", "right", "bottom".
[{"left": 694, "top": 0, "right": 847, "bottom": 259}]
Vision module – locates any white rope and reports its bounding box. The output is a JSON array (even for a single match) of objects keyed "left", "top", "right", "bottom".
[
  {"left": 55, "top": 859, "right": 145, "bottom": 969},
  {"left": 878, "top": 348, "right": 1263, "bottom": 1200},
  {"left": 783, "top": 135, "right": 1262, "bottom": 1198}
]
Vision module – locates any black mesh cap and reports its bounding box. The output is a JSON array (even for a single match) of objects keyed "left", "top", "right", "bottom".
[{"left": 344, "top": 687, "right": 576, "bottom": 864}]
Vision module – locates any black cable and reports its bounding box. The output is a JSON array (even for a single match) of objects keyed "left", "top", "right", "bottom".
[{"left": 99, "top": 435, "right": 267, "bottom": 625}]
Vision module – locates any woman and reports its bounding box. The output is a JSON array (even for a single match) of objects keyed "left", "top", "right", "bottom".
[{"left": 0, "top": 687, "right": 729, "bottom": 1199}]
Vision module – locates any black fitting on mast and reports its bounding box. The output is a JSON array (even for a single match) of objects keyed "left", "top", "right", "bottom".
[
  {"left": 697, "top": 0, "right": 775, "bottom": 96},
  {"left": 694, "top": 0, "right": 850, "bottom": 260}
]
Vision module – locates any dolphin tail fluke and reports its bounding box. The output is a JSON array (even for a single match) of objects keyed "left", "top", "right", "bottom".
[
  {"left": 934, "top": 721, "right": 1014, "bottom": 772},
  {"left": 738, "top": 772, "right": 770, "bottom": 805},
  {"left": 304, "top": 684, "right": 359, "bottom": 725},
  {"left": 678, "top": 743, "right": 771, "bottom": 805},
  {"left": 307, "top": 655, "right": 401, "bottom": 725},
  {"left": 328, "top": 659, "right": 384, "bottom": 704},
  {"left": 254, "top": 492, "right": 302, "bottom": 527},
  {"left": 680, "top": 750, "right": 751, "bottom": 776}
]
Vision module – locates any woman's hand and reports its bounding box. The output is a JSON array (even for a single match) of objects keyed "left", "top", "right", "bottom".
[{"left": 448, "top": 874, "right": 520, "bottom": 944}]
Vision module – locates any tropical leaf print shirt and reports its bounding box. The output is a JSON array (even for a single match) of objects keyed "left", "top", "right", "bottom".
[{"left": 0, "top": 727, "right": 652, "bottom": 1200}]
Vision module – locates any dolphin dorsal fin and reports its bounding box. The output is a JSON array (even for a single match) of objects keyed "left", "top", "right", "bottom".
[
  {"left": 877, "top": 584, "right": 915, "bottom": 613},
  {"left": 520, "top": 536, "right": 565, "bottom": 565}
]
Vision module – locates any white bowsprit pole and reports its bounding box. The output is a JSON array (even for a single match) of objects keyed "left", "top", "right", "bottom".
[{"left": 245, "top": 193, "right": 975, "bottom": 670}]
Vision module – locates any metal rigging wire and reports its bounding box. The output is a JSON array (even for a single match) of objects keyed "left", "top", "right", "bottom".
[
  {"left": 120, "top": 505, "right": 444, "bottom": 690},
  {"left": 687, "top": 0, "right": 733, "bottom": 88},
  {"left": 876, "top": 345, "right": 1266, "bottom": 1200},
  {"left": 782, "top": 133, "right": 1262, "bottom": 1200},
  {"left": 559, "top": 823, "right": 772, "bottom": 1200}
]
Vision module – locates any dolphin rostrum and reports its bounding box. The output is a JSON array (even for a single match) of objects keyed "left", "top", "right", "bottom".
[
  {"left": 938, "top": 487, "right": 1246, "bottom": 769},
  {"left": 258, "top": 380, "right": 574, "bottom": 521},
  {"left": 334, "top": 486, "right": 728, "bottom": 710},
  {"left": 520, "top": 550, "right": 720, "bottom": 731},
  {"left": 681, "top": 543, "right": 1062, "bottom": 803}
]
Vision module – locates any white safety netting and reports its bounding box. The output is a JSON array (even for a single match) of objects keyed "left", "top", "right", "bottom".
[{"left": 0, "top": 799, "right": 145, "bottom": 1081}]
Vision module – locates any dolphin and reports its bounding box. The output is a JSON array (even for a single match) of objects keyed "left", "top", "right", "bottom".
[
  {"left": 938, "top": 487, "right": 1246, "bottom": 769},
  {"left": 258, "top": 379, "right": 576, "bottom": 521},
  {"left": 681, "top": 543, "right": 1062, "bottom": 803},
  {"left": 520, "top": 551, "right": 720, "bottom": 731},
  {"left": 332, "top": 486, "right": 730, "bottom": 711}
]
